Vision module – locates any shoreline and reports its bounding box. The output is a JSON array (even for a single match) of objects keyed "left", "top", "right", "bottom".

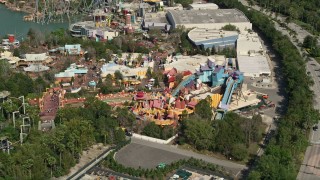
[{"left": 2, "top": 2, "right": 34, "bottom": 15}]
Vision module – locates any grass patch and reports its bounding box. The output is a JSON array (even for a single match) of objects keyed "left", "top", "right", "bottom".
[
  {"left": 248, "top": 142, "right": 260, "bottom": 155},
  {"left": 178, "top": 144, "right": 249, "bottom": 165},
  {"left": 293, "top": 20, "right": 318, "bottom": 35},
  {"left": 315, "top": 57, "right": 320, "bottom": 64}
]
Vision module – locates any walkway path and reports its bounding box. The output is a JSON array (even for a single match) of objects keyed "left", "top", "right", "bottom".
[
  {"left": 58, "top": 144, "right": 110, "bottom": 180},
  {"left": 40, "top": 90, "right": 60, "bottom": 122}
]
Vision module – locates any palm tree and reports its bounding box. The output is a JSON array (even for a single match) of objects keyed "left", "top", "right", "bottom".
[
  {"left": 25, "top": 105, "right": 40, "bottom": 129},
  {"left": 46, "top": 155, "right": 56, "bottom": 178},
  {"left": 2, "top": 100, "right": 19, "bottom": 121},
  {"left": 22, "top": 159, "right": 33, "bottom": 179}
]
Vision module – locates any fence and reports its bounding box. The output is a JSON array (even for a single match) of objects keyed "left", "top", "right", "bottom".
[{"left": 132, "top": 133, "right": 178, "bottom": 144}]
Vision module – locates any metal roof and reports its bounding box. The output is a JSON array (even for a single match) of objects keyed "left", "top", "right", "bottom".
[
  {"left": 167, "top": 9, "right": 250, "bottom": 25},
  {"left": 237, "top": 55, "right": 271, "bottom": 76},
  {"left": 25, "top": 53, "right": 47, "bottom": 62},
  {"left": 188, "top": 28, "right": 238, "bottom": 43}
]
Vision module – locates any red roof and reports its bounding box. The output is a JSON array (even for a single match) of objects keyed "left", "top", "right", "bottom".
[
  {"left": 181, "top": 100, "right": 186, "bottom": 109},
  {"left": 168, "top": 76, "right": 176, "bottom": 83},
  {"left": 175, "top": 99, "right": 182, "bottom": 109},
  {"left": 153, "top": 100, "right": 162, "bottom": 109},
  {"left": 135, "top": 91, "right": 146, "bottom": 100},
  {"left": 137, "top": 91, "right": 144, "bottom": 98},
  {"left": 168, "top": 68, "right": 177, "bottom": 76},
  {"left": 183, "top": 70, "right": 192, "bottom": 76}
]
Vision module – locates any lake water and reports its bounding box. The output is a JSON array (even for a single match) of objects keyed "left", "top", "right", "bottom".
[{"left": 0, "top": 4, "right": 69, "bottom": 39}]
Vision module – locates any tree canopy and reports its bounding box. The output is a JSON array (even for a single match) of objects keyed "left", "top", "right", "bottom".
[
  {"left": 195, "top": 98, "right": 213, "bottom": 120},
  {"left": 0, "top": 97, "right": 127, "bottom": 179},
  {"left": 180, "top": 112, "right": 265, "bottom": 161}
]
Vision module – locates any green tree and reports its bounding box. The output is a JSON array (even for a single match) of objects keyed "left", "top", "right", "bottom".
[
  {"left": 153, "top": 77, "right": 160, "bottom": 87},
  {"left": 114, "top": 129, "right": 126, "bottom": 143},
  {"left": 248, "top": 171, "right": 262, "bottom": 180},
  {"left": 114, "top": 70, "right": 123, "bottom": 81},
  {"left": 180, "top": 31, "right": 194, "bottom": 54},
  {"left": 146, "top": 67, "right": 152, "bottom": 79},
  {"left": 206, "top": 48, "right": 211, "bottom": 56},
  {"left": 46, "top": 155, "right": 56, "bottom": 178},
  {"left": 231, "top": 143, "right": 247, "bottom": 161},
  {"left": 116, "top": 107, "right": 135, "bottom": 129},
  {"left": 13, "top": 48, "right": 20, "bottom": 57},
  {"left": 22, "top": 159, "right": 34, "bottom": 179},
  {"left": 182, "top": 117, "right": 215, "bottom": 150},
  {"left": 142, "top": 122, "right": 161, "bottom": 139},
  {"left": 194, "top": 99, "right": 212, "bottom": 120},
  {"left": 303, "top": 35, "right": 317, "bottom": 49},
  {"left": 221, "top": 24, "right": 238, "bottom": 31},
  {"left": 174, "top": 0, "right": 193, "bottom": 7}
]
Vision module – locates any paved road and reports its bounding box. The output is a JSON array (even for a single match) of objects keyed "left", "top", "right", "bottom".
[
  {"left": 67, "top": 148, "right": 114, "bottom": 180},
  {"left": 115, "top": 137, "right": 246, "bottom": 178},
  {"left": 298, "top": 144, "right": 320, "bottom": 180},
  {"left": 238, "top": 1, "right": 320, "bottom": 179}
]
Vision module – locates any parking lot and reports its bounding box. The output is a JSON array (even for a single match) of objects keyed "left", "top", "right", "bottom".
[{"left": 115, "top": 143, "right": 188, "bottom": 169}]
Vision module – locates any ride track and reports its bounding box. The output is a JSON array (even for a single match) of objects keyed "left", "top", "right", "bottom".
[{"left": 32, "top": 0, "right": 106, "bottom": 24}]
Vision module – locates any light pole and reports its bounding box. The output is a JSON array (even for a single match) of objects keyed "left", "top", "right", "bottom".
[
  {"left": 20, "top": 124, "right": 30, "bottom": 145},
  {"left": 12, "top": 111, "right": 19, "bottom": 128},
  {"left": 22, "top": 117, "right": 31, "bottom": 130},
  {"left": 19, "top": 96, "right": 25, "bottom": 115},
  {"left": 9, "top": 95, "right": 25, "bottom": 115}
]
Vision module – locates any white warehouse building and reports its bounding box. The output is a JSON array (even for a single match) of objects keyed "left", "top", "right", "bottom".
[
  {"left": 236, "top": 33, "right": 271, "bottom": 77},
  {"left": 166, "top": 9, "right": 252, "bottom": 32},
  {"left": 188, "top": 3, "right": 219, "bottom": 10}
]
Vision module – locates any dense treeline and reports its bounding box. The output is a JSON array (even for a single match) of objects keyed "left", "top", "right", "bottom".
[
  {"left": 210, "top": 0, "right": 319, "bottom": 178},
  {"left": 142, "top": 122, "right": 175, "bottom": 140},
  {"left": 179, "top": 104, "right": 265, "bottom": 161},
  {"left": 0, "top": 98, "right": 128, "bottom": 179},
  {"left": 251, "top": 0, "right": 320, "bottom": 34},
  {"left": 303, "top": 35, "right": 320, "bottom": 57},
  {"left": 0, "top": 60, "right": 48, "bottom": 97}
]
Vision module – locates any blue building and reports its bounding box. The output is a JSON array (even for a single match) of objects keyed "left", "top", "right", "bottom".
[
  {"left": 188, "top": 28, "right": 238, "bottom": 50},
  {"left": 212, "top": 66, "right": 229, "bottom": 87},
  {"left": 197, "top": 61, "right": 213, "bottom": 83},
  {"left": 196, "top": 59, "right": 229, "bottom": 87}
]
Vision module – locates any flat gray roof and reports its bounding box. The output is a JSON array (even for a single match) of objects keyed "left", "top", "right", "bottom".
[
  {"left": 144, "top": 12, "right": 168, "bottom": 23},
  {"left": 188, "top": 28, "right": 238, "bottom": 42},
  {"left": 188, "top": 3, "right": 218, "bottom": 9},
  {"left": 167, "top": 9, "right": 249, "bottom": 24},
  {"left": 237, "top": 55, "right": 271, "bottom": 76}
]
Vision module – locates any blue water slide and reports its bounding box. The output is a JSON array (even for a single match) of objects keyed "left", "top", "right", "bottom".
[
  {"left": 221, "top": 77, "right": 235, "bottom": 106},
  {"left": 215, "top": 77, "right": 238, "bottom": 120},
  {"left": 172, "top": 75, "right": 196, "bottom": 97}
]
